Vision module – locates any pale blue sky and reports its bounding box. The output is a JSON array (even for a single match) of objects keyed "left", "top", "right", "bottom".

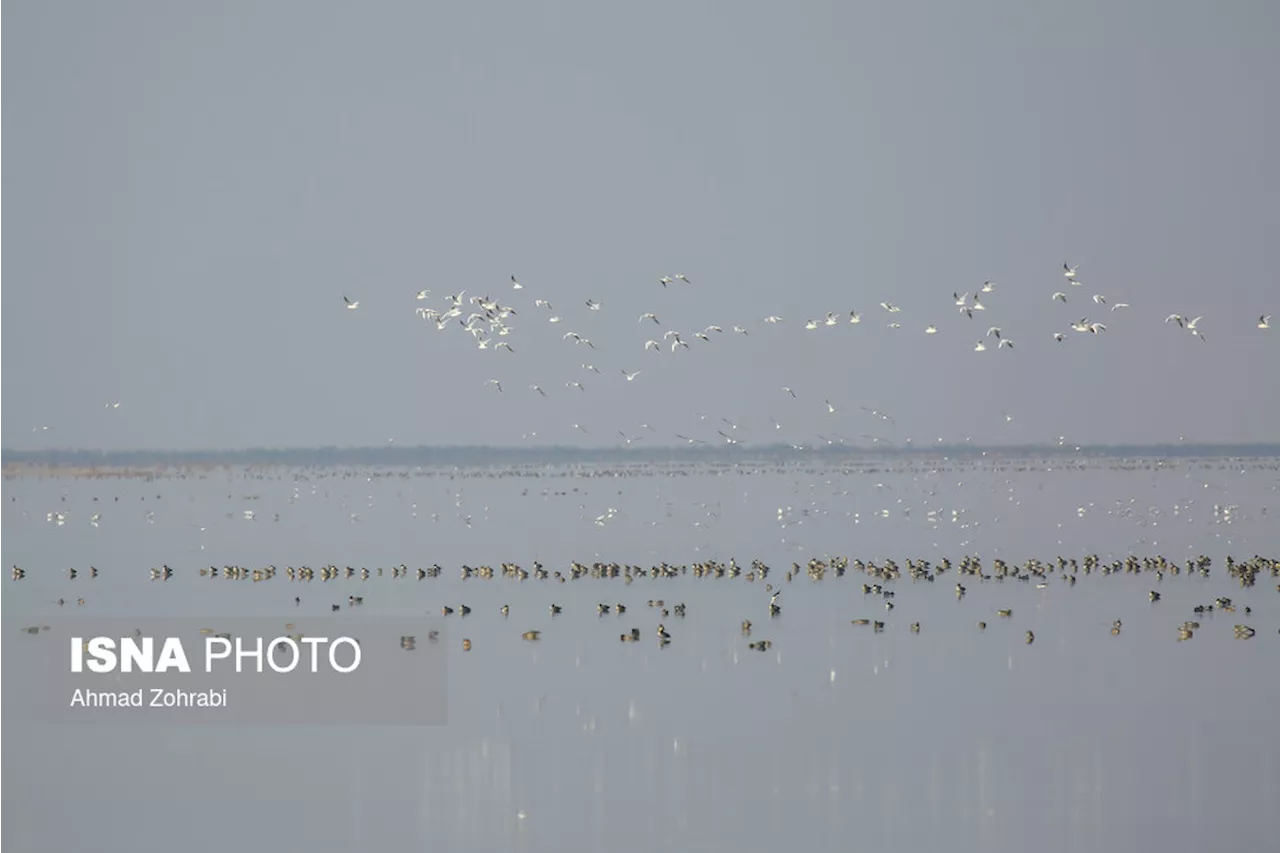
[{"left": 4, "top": 0, "right": 1277, "bottom": 450}]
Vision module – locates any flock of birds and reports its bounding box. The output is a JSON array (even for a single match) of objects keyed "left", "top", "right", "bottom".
[
  {"left": 330, "top": 263, "right": 1274, "bottom": 448},
  {"left": 16, "top": 552, "right": 1277, "bottom": 651},
  {"left": 23, "top": 264, "right": 1270, "bottom": 443}
]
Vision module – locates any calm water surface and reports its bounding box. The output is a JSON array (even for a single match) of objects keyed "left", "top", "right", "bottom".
[{"left": 3, "top": 456, "right": 1278, "bottom": 852}]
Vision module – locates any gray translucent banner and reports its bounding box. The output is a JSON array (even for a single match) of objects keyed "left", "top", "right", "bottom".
[{"left": 4, "top": 617, "right": 448, "bottom": 725}]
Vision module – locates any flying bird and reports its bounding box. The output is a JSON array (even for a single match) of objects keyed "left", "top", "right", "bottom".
[
  {"left": 343, "top": 296, "right": 359, "bottom": 310},
  {"left": 1165, "top": 314, "right": 1185, "bottom": 328},
  {"left": 675, "top": 274, "right": 692, "bottom": 283},
  {"left": 1260, "top": 314, "right": 1273, "bottom": 329},
  {"left": 1052, "top": 292, "right": 1067, "bottom": 303},
  {"left": 998, "top": 338, "right": 1015, "bottom": 349},
  {"left": 781, "top": 387, "right": 796, "bottom": 398},
  {"left": 659, "top": 276, "right": 673, "bottom": 287},
  {"left": 974, "top": 340, "right": 987, "bottom": 352},
  {"left": 880, "top": 302, "right": 901, "bottom": 313},
  {"left": 511, "top": 276, "right": 522, "bottom": 289},
  {"left": 639, "top": 313, "right": 660, "bottom": 324},
  {"left": 1093, "top": 294, "right": 1107, "bottom": 305},
  {"left": 987, "top": 327, "right": 1002, "bottom": 339},
  {"left": 644, "top": 340, "right": 660, "bottom": 351},
  {"left": 415, "top": 290, "right": 429, "bottom": 300},
  {"left": 849, "top": 311, "right": 861, "bottom": 324},
  {"left": 585, "top": 299, "right": 602, "bottom": 311},
  {"left": 981, "top": 281, "right": 996, "bottom": 293},
  {"left": 622, "top": 369, "right": 643, "bottom": 382},
  {"left": 486, "top": 380, "right": 503, "bottom": 392},
  {"left": 1063, "top": 263, "right": 1079, "bottom": 281},
  {"left": 925, "top": 325, "right": 938, "bottom": 334},
  {"left": 1053, "top": 333, "right": 1066, "bottom": 342},
  {"left": 1110, "top": 303, "right": 1130, "bottom": 312},
  {"left": 530, "top": 385, "right": 546, "bottom": 396}
]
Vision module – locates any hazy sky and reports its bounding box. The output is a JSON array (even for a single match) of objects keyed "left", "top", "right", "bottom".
[{"left": 4, "top": 0, "right": 1278, "bottom": 451}]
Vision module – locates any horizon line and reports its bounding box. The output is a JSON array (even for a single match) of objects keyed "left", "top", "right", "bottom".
[{"left": 5, "top": 440, "right": 1280, "bottom": 461}]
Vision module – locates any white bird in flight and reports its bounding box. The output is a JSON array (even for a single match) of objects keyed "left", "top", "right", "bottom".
[
  {"left": 675, "top": 274, "right": 691, "bottom": 283},
  {"left": 1110, "top": 302, "right": 1130, "bottom": 312},
  {"left": 1063, "top": 263, "right": 1079, "bottom": 281},
  {"left": 644, "top": 340, "right": 660, "bottom": 351},
  {"left": 486, "top": 379, "right": 503, "bottom": 392},
  {"left": 925, "top": 325, "right": 938, "bottom": 334},
  {"left": 415, "top": 290, "right": 429, "bottom": 300},
  {"left": 343, "top": 296, "right": 359, "bottom": 310},
  {"left": 639, "top": 313, "right": 660, "bottom": 324},
  {"left": 998, "top": 338, "right": 1015, "bottom": 349},
  {"left": 1093, "top": 294, "right": 1107, "bottom": 305},
  {"left": 1052, "top": 292, "right": 1067, "bottom": 303},
  {"left": 781, "top": 387, "right": 796, "bottom": 398},
  {"left": 105, "top": 402, "right": 121, "bottom": 409},
  {"left": 567, "top": 381, "right": 585, "bottom": 391},
  {"left": 659, "top": 276, "right": 673, "bottom": 287},
  {"left": 824, "top": 400, "right": 836, "bottom": 414},
  {"left": 1053, "top": 333, "right": 1066, "bottom": 342},
  {"left": 585, "top": 299, "right": 602, "bottom": 311},
  {"left": 981, "top": 281, "right": 996, "bottom": 293},
  {"left": 1165, "top": 314, "right": 1185, "bottom": 328},
  {"left": 849, "top": 311, "right": 861, "bottom": 324},
  {"left": 511, "top": 276, "right": 522, "bottom": 289},
  {"left": 622, "top": 369, "right": 643, "bottom": 382},
  {"left": 763, "top": 316, "right": 784, "bottom": 324},
  {"left": 987, "top": 326, "right": 1002, "bottom": 339},
  {"left": 974, "top": 340, "right": 987, "bottom": 352},
  {"left": 1260, "top": 314, "right": 1273, "bottom": 329},
  {"left": 881, "top": 302, "right": 901, "bottom": 313},
  {"left": 530, "top": 384, "right": 546, "bottom": 396}
]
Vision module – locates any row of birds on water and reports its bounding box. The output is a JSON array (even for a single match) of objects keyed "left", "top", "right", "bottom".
[
  {"left": 18, "top": 551, "right": 1278, "bottom": 586},
  {"left": 19, "top": 553, "right": 1274, "bottom": 646}
]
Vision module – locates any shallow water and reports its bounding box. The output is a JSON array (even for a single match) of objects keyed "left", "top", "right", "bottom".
[{"left": 3, "top": 456, "right": 1278, "bottom": 853}]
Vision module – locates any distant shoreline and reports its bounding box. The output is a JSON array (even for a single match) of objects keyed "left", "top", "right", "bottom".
[{"left": 4, "top": 443, "right": 1279, "bottom": 478}]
